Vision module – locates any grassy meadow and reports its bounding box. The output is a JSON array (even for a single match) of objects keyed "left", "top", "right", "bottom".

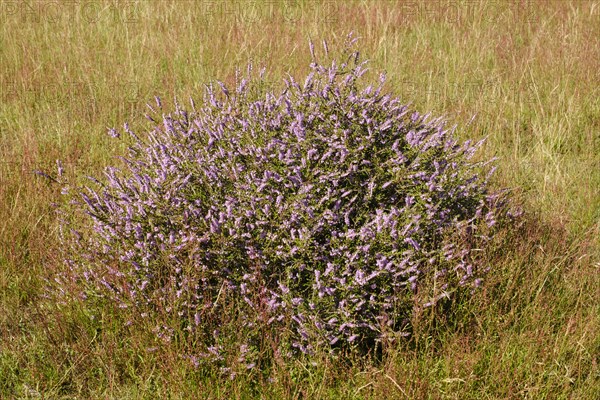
[{"left": 1, "top": 0, "right": 599, "bottom": 398}]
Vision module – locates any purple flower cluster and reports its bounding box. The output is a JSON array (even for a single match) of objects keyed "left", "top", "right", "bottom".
[{"left": 54, "top": 37, "right": 517, "bottom": 361}]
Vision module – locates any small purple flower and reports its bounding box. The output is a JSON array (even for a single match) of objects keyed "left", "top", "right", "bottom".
[{"left": 107, "top": 128, "right": 120, "bottom": 138}]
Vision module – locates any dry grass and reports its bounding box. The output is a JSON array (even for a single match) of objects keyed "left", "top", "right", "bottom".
[{"left": 1, "top": 1, "right": 598, "bottom": 398}]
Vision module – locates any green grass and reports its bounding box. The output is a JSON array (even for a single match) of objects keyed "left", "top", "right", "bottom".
[{"left": 1, "top": 0, "right": 598, "bottom": 398}]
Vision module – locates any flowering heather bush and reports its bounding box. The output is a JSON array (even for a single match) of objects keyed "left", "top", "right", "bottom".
[{"left": 53, "top": 38, "right": 517, "bottom": 364}]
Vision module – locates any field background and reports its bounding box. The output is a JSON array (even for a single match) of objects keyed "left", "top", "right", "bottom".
[{"left": 1, "top": 0, "right": 598, "bottom": 398}]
